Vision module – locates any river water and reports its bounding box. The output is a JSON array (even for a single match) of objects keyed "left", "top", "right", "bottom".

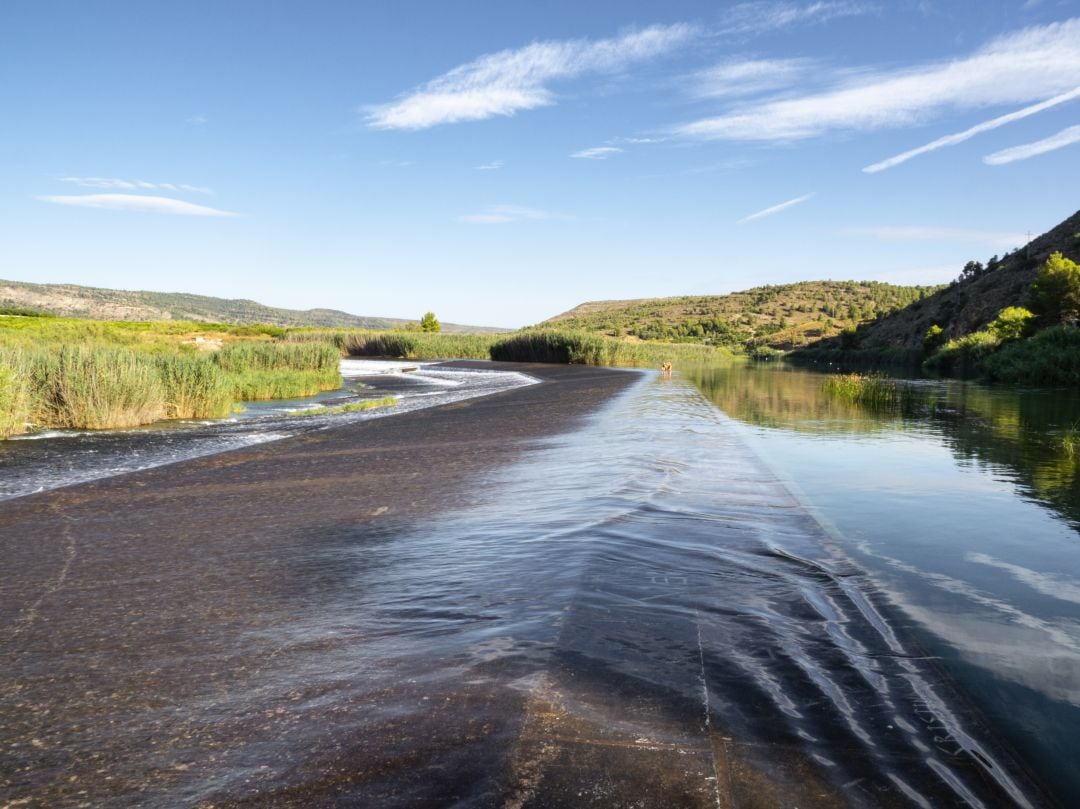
[
  {"left": 0, "top": 359, "right": 538, "bottom": 501},
  {"left": 686, "top": 362, "right": 1080, "bottom": 805},
  {"left": 2, "top": 360, "right": 1077, "bottom": 806}
]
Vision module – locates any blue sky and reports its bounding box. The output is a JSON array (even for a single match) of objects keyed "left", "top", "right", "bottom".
[{"left": 2, "top": 1, "right": 1079, "bottom": 327}]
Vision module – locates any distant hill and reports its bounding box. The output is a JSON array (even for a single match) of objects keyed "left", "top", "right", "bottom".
[
  {"left": 0, "top": 279, "right": 505, "bottom": 334},
  {"left": 542, "top": 281, "right": 943, "bottom": 350},
  {"left": 803, "top": 209, "right": 1080, "bottom": 352}
]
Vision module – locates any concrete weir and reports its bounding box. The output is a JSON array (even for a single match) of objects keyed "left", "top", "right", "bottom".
[{"left": 0, "top": 363, "right": 1051, "bottom": 807}]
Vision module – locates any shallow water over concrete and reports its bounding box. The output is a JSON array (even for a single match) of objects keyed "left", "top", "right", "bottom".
[
  {"left": 0, "top": 368, "right": 1051, "bottom": 807},
  {"left": 0, "top": 359, "right": 536, "bottom": 501}
]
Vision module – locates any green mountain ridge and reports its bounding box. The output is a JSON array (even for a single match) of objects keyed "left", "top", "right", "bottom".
[
  {"left": 542, "top": 280, "right": 944, "bottom": 351},
  {"left": 0, "top": 279, "right": 505, "bottom": 334},
  {"left": 803, "top": 209, "right": 1080, "bottom": 353}
]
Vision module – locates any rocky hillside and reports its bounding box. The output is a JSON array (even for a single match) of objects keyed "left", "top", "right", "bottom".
[
  {"left": 815, "top": 209, "right": 1080, "bottom": 351},
  {"left": 542, "top": 281, "right": 942, "bottom": 351},
  {"left": 0, "top": 279, "right": 503, "bottom": 334}
]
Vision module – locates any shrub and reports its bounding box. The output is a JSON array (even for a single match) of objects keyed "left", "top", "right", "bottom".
[
  {"left": 987, "top": 306, "right": 1034, "bottom": 342},
  {"left": 982, "top": 325, "right": 1080, "bottom": 385},
  {"left": 922, "top": 331, "right": 999, "bottom": 378},
  {"left": 923, "top": 324, "right": 946, "bottom": 352}
]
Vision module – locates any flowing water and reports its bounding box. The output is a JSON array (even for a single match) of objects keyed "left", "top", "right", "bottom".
[
  {"left": 2, "top": 361, "right": 1078, "bottom": 806},
  {"left": 0, "top": 359, "right": 537, "bottom": 500}
]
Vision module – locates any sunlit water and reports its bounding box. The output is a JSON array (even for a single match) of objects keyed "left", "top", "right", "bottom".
[
  {"left": 0, "top": 359, "right": 537, "bottom": 500},
  {"left": 686, "top": 362, "right": 1080, "bottom": 803},
  {"left": 3, "top": 362, "right": 1077, "bottom": 805}
]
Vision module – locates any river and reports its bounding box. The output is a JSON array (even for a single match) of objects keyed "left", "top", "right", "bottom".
[{"left": 1, "top": 360, "right": 1077, "bottom": 806}]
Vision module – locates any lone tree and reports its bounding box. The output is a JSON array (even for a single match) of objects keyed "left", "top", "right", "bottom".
[
  {"left": 1028, "top": 252, "right": 1080, "bottom": 326},
  {"left": 420, "top": 311, "right": 441, "bottom": 333}
]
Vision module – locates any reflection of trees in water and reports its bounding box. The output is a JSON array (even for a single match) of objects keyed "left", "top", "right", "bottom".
[{"left": 686, "top": 363, "right": 1080, "bottom": 528}]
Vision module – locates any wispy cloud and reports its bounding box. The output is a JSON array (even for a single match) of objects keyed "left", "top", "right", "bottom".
[
  {"left": 717, "top": 1, "right": 872, "bottom": 36},
  {"left": 458, "top": 204, "right": 556, "bottom": 224},
  {"left": 58, "top": 176, "right": 213, "bottom": 194},
  {"left": 570, "top": 146, "right": 623, "bottom": 160},
  {"left": 676, "top": 19, "right": 1080, "bottom": 141},
  {"left": 38, "top": 194, "right": 238, "bottom": 217},
  {"left": 864, "top": 86, "right": 1080, "bottom": 172},
  {"left": 365, "top": 23, "right": 696, "bottom": 130},
  {"left": 186, "top": 114, "right": 208, "bottom": 125},
  {"left": 737, "top": 193, "right": 814, "bottom": 224},
  {"left": 984, "top": 123, "right": 1080, "bottom": 165},
  {"left": 842, "top": 226, "right": 1026, "bottom": 248},
  {"left": 692, "top": 57, "right": 816, "bottom": 99},
  {"left": 473, "top": 160, "right": 504, "bottom": 170}
]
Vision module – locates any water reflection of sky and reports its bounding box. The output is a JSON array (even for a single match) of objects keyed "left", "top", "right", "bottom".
[{"left": 687, "top": 362, "right": 1080, "bottom": 801}]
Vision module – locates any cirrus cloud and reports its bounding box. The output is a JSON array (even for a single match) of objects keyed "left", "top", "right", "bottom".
[
  {"left": 984, "top": 123, "right": 1080, "bottom": 166},
  {"left": 366, "top": 24, "right": 696, "bottom": 130},
  {"left": 676, "top": 19, "right": 1080, "bottom": 142},
  {"left": 38, "top": 194, "right": 238, "bottom": 217}
]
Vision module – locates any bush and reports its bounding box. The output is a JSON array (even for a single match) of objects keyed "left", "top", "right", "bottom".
[
  {"left": 922, "top": 331, "right": 1000, "bottom": 377},
  {"left": 987, "top": 306, "right": 1034, "bottom": 342},
  {"left": 982, "top": 325, "right": 1080, "bottom": 385},
  {"left": 923, "top": 324, "right": 946, "bottom": 352}
]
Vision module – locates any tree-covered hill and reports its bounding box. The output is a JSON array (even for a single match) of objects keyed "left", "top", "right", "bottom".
[
  {"left": 801, "top": 209, "right": 1080, "bottom": 354},
  {"left": 0, "top": 279, "right": 504, "bottom": 334},
  {"left": 541, "top": 281, "right": 943, "bottom": 351}
]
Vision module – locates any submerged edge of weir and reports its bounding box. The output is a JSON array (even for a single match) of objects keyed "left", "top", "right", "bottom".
[{"left": 0, "top": 364, "right": 1056, "bottom": 808}]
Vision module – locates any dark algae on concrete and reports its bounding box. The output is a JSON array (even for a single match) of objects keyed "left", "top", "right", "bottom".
[{"left": 0, "top": 363, "right": 1057, "bottom": 807}]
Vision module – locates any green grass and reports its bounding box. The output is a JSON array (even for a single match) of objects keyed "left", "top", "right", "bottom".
[{"left": 288, "top": 396, "right": 397, "bottom": 417}]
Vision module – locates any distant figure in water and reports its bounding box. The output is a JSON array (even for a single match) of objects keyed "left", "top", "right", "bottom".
[{"left": 660, "top": 362, "right": 673, "bottom": 376}]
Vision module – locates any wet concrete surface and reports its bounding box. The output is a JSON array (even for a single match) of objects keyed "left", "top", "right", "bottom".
[{"left": 0, "top": 363, "right": 1055, "bottom": 807}]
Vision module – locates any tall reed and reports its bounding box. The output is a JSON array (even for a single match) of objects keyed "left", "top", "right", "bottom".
[
  {"left": 0, "top": 350, "right": 34, "bottom": 437},
  {"left": 821, "top": 373, "right": 910, "bottom": 409},
  {"left": 34, "top": 345, "right": 166, "bottom": 429},
  {"left": 156, "top": 354, "right": 233, "bottom": 418}
]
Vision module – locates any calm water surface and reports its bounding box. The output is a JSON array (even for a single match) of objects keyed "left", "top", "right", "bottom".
[{"left": 686, "top": 362, "right": 1080, "bottom": 803}]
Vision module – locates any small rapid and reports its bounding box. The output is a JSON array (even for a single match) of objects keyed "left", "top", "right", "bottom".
[{"left": 0, "top": 359, "right": 536, "bottom": 501}]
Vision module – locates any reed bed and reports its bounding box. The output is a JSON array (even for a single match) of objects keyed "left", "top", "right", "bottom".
[
  {"left": 155, "top": 354, "right": 233, "bottom": 419},
  {"left": 0, "top": 354, "right": 33, "bottom": 437},
  {"left": 0, "top": 332, "right": 347, "bottom": 434},
  {"left": 821, "top": 373, "right": 910, "bottom": 409},
  {"left": 489, "top": 329, "right": 732, "bottom": 368},
  {"left": 33, "top": 345, "right": 167, "bottom": 430}
]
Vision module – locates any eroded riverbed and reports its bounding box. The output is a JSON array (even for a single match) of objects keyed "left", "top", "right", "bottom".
[{"left": 0, "top": 363, "right": 1062, "bottom": 807}]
